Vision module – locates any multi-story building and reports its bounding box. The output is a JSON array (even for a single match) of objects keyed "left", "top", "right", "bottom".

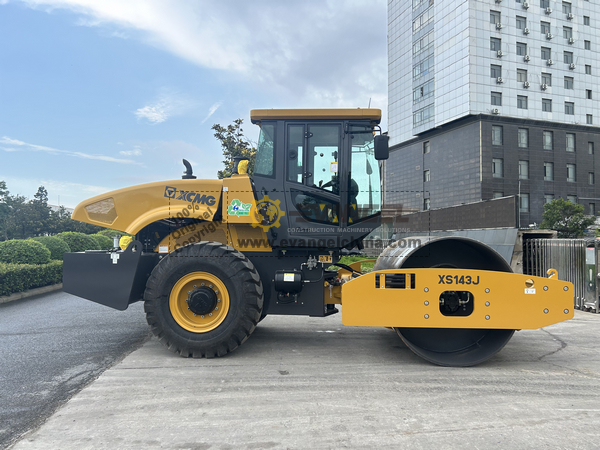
[{"left": 386, "top": 0, "right": 600, "bottom": 225}]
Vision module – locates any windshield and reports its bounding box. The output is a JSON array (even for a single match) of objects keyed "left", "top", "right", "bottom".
[
  {"left": 349, "top": 126, "right": 381, "bottom": 223},
  {"left": 253, "top": 123, "right": 275, "bottom": 177}
]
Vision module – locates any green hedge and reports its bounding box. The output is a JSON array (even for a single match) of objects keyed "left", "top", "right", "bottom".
[
  {"left": 0, "top": 261, "right": 63, "bottom": 296},
  {"left": 0, "top": 239, "right": 51, "bottom": 265},
  {"left": 56, "top": 232, "right": 100, "bottom": 253},
  {"left": 92, "top": 234, "right": 114, "bottom": 250},
  {"left": 31, "top": 236, "right": 72, "bottom": 260}
]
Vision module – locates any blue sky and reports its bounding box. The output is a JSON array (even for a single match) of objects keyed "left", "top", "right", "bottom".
[{"left": 0, "top": 0, "right": 387, "bottom": 208}]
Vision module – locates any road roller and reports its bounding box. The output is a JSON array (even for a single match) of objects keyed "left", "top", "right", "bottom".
[{"left": 63, "top": 109, "right": 574, "bottom": 366}]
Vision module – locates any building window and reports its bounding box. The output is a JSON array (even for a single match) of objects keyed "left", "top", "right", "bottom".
[
  {"left": 424, "top": 169, "right": 430, "bottom": 182},
  {"left": 518, "top": 128, "right": 529, "bottom": 148},
  {"left": 544, "top": 162, "right": 554, "bottom": 181},
  {"left": 493, "top": 192, "right": 504, "bottom": 199},
  {"left": 541, "top": 0, "right": 550, "bottom": 7},
  {"left": 567, "top": 195, "right": 577, "bottom": 204},
  {"left": 541, "top": 21, "right": 550, "bottom": 34},
  {"left": 567, "top": 164, "right": 576, "bottom": 182},
  {"left": 541, "top": 72, "right": 552, "bottom": 86},
  {"left": 541, "top": 47, "right": 552, "bottom": 60},
  {"left": 413, "top": 55, "right": 434, "bottom": 80},
  {"left": 589, "top": 172, "right": 595, "bottom": 185},
  {"left": 491, "top": 64, "right": 502, "bottom": 78},
  {"left": 491, "top": 37, "right": 501, "bottom": 51},
  {"left": 542, "top": 98, "right": 552, "bottom": 112},
  {"left": 589, "top": 142, "right": 594, "bottom": 155},
  {"left": 491, "top": 91, "right": 502, "bottom": 106},
  {"left": 517, "top": 69, "right": 528, "bottom": 82},
  {"left": 516, "top": 16, "right": 527, "bottom": 30},
  {"left": 563, "top": 27, "right": 573, "bottom": 39},
  {"left": 586, "top": 90, "right": 593, "bottom": 99},
  {"left": 562, "top": 2, "right": 571, "bottom": 14},
  {"left": 587, "top": 115, "right": 594, "bottom": 125},
  {"left": 564, "top": 76, "right": 574, "bottom": 89},
  {"left": 584, "top": 16, "right": 590, "bottom": 26},
  {"left": 423, "top": 141, "right": 430, "bottom": 154},
  {"left": 413, "top": 80, "right": 435, "bottom": 104},
  {"left": 520, "top": 193, "right": 530, "bottom": 213},
  {"left": 545, "top": 194, "right": 554, "bottom": 204},
  {"left": 413, "top": 31, "right": 434, "bottom": 56},
  {"left": 590, "top": 203, "right": 596, "bottom": 216},
  {"left": 565, "top": 102, "right": 575, "bottom": 115},
  {"left": 517, "top": 95, "right": 528, "bottom": 109},
  {"left": 492, "top": 126, "right": 503, "bottom": 145},
  {"left": 586, "top": 65, "right": 592, "bottom": 75},
  {"left": 566, "top": 133, "right": 576, "bottom": 152},
  {"left": 564, "top": 51, "right": 573, "bottom": 64},
  {"left": 423, "top": 198, "right": 430, "bottom": 210},
  {"left": 490, "top": 10, "right": 501, "bottom": 25},
  {"left": 585, "top": 40, "right": 591, "bottom": 50},
  {"left": 413, "top": 7, "right": 434, "bottom": 33},
  {"left": 492, "top": 158, "right": 504, "bottom": 178},
  {"left": 543, "top": 131, "right": 553, "bottom": 150},
  {"left": 519, "top": 160, "right": 529, "bottom": 179},
  {"left": 517, "top": 42, "right": 527, "bottom": 56},
  {"left": 413, "top": 105, "right": 434, "bottom": 127}
]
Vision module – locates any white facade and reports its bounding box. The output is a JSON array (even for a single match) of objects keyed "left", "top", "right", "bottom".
[{"left": 388, "top": 0, "right": 600, "bottom": 146}]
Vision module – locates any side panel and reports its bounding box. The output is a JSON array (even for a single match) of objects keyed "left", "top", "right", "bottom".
[{"left": 342, "top": 269, "right": 574, "bottom": 329}]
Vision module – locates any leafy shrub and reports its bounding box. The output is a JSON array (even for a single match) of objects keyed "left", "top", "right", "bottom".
[
  {"left": 31, "top": 236, "right": 72, "bottom": 260},
  {"left": 56, "top": 232, "right": 100, "bottom": 252},
  {"left": 92, "top": 234, "right": 114, "bottom": 250},
  {"left": 0, "top": 261, "right": 63, "bottom": 296},
  {"left": 0, "top": 239, "right": 51, "bottom": 265}
]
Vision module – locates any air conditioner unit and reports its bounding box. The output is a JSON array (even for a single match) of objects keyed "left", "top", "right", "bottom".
[
  {"left": 546, "top": 33, "right": 553, "bottom": 39},
  {"left": 547, "top": 59, "right": 554, "bottom": 65},
  {"left": 523, "top": 1, "right": 530, "bottom": 8},
  {"left": 523, "top": 27, "right": 530, "bottom": 34},
  {"left": 497, "top": 50, "right": 504, "bottom": 57},
  {"left": 495, "top": 0, "right": 501, "bottom": 3},
  {"left": 541, "top": 83, "right": 548, "bottom": 90},
  {"left": 569, "top": 63, "right": 576, "bottom": 69},
  {"left": 568, "top": 37, "right": 575, "bottom": 44},
  {"left": 524, "top": 55, "right": 531, "bottom": 61},
  {"left": 496, "top": 77, "right": 504, "bottom": 84},
  {"left": 523, "top": 81, "right": 530, "bottom": 88},
  {"left": 545, "top": 7, "right": 553, "bottom": 14},
  {"left": 496, "top": 23, "right": 503, "bottom": 29},
  {"left": 567, "top": 12, "right": 574, "bottom": 20},
  {"left": 492, "top": 108, "right": 500, "bottom": 115}
]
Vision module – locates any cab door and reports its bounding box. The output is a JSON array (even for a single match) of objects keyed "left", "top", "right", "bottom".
[{"left": 285, "top": 122, "right": 347, "bottom": 236}]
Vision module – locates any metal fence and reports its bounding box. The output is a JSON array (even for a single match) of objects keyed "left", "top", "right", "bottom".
[{"left": 524, "top": 238, "right": 599, "bottom": 313}]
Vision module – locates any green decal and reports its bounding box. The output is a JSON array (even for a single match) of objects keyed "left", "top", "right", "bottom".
[{"left": 227, "top": 199, "right": 252, "bottom": 216}]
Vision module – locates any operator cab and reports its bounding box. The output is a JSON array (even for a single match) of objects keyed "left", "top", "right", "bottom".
[{"left": 250, "top": 109, "right": 387, "bottom": 250}]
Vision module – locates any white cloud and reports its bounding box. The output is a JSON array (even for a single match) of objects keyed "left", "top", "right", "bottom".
[
  {"left": 119, "top": 146, "right": 142, "bottom": 156},
  {"left": 14, "top": 0, "right": 387, "bottom": 110},
  {"left": 134, "top": 91, "right": 192, "bottom": 124},
  {"left": 201, "top": 102, "right": 222, "bottom": 124},
  {"left": 0, "top": 136, "right": 142, "bottom": 165}
]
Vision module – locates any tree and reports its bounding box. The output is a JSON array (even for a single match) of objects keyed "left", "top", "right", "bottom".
[
  {"left": 212, "top": 119, "right": 256, "bottom": 179},
  {"left": 0, "top": 181, "right": 9, "bottom": 240},
  {"left": 540, "top": 198, "right": 596, "bottom": 238}
]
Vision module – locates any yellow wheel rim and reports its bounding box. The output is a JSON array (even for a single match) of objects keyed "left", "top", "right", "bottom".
[{"left": 169, "top": 272, "right": 230, "bottom": 333}]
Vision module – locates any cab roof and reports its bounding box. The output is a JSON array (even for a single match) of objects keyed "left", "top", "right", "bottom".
[{"left": 250, "top": 108, "right": 381, "bottom": 124}]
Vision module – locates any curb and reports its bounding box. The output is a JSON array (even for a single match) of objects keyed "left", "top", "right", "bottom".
[{"left": 0, "top": 283, "right": 63, "bottom": 305}]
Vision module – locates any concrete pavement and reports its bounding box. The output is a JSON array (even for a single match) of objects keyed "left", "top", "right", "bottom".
[{"left": 10, "top": 310, "right": 600, "bottom": 449}]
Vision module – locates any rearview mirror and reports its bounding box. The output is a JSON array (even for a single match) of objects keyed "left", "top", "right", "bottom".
[{"left": 374, "top": 135, "right": 389, "bottom": 160}]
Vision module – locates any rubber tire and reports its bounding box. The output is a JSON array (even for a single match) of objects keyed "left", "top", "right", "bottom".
[{"left": 144, "top": 242, "right": 263, "bottom": 358}]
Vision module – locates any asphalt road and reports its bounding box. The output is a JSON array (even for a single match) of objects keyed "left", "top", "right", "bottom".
[
  {"left": 0, "top": 291, "right": 150, "bottom": 449},
  {"left": 8, "top": 309, "right": 600, "bottom": 449}
]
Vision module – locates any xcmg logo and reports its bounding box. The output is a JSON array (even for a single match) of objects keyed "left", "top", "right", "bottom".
[{"left": 164, "top": 186, "right": 217, "bottom": 206}]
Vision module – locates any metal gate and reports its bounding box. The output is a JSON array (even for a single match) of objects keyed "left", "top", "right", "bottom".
[{"left": 524, "top": 238, "right": 599, "bottom": 313}]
